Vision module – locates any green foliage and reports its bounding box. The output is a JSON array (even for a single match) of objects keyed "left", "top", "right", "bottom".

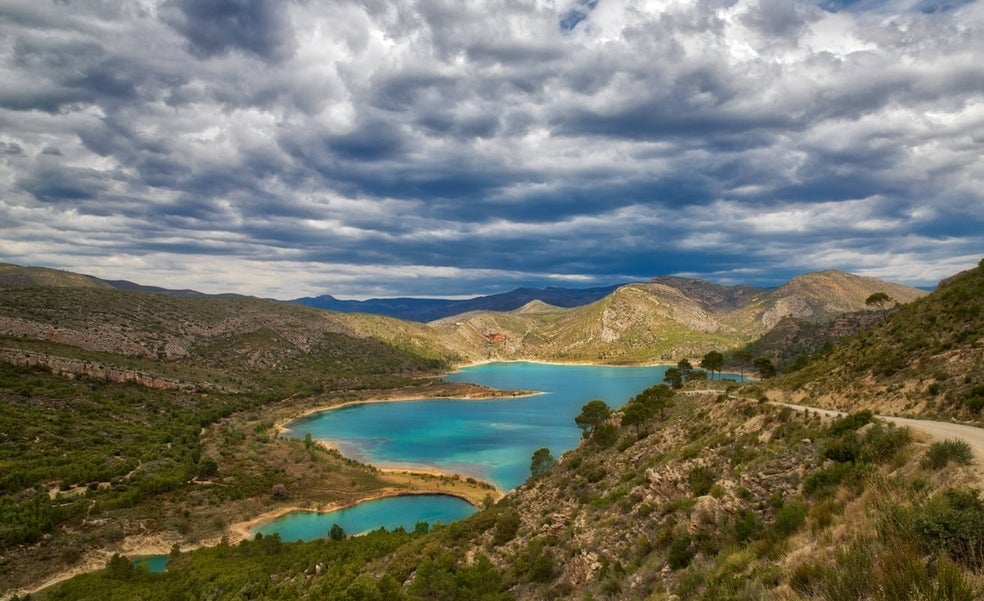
[
  {"left": 492, "top": 509, "right": 521, "bottom": 546},
  {"left": 962, "top": 385, "right": 984, "bottom": 413},
  {"left": 865, "top": 291, "right": 893, "bottom": 308},
  {"left": 922, "top": 439, "right": 974, "bottom": 470},
  {"left": 627, "top": 383, "right": 675, "bottom": 419},
  {"left": 914, "top": 488, "right": 984, "bottom": 569},
  {"left": 826, "top": 410, "right": 874, "bottom": 436},
  {"left": 687, "top": 466, "right": 717, "bottom": 497},
  {"left": 592, "top": 423, "right": 618, "bottom": 449},
  {"left": 330, "top": 523, "right": 347, "bottom": 541},
  {"left": 529, "top": 448, "right": 557, "bottom": 479},
  {"left": 667, "top": 533, "right": 695, "bottom": 569},
  {"left": 663, "top": 367, "right": 683, "bottom": 389},
  {"left": 700, "top": 351, "right": 724, "bottom": 378},
  {"left": 574, "top": 400, "right": 610, "bottom": 438},
  {"left": 803, "top": 462, "right": 856, "bottom": 498},
  {"left": 512, "top": 539, "right": 556, "bottom": 583},
  {"left": 753, "top": 356, "right": 776, "bottom": 379},
  {"left": 771, "top": 499, "right": 808, "bottom": 539}
]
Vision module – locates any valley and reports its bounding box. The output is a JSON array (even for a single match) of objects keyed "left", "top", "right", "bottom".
[{"left": 0, "top": 259, "right": 981, "bottom": 600}]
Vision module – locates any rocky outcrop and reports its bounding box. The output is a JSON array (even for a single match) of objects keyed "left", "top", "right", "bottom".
[{"left": 0, "top": 347, "right": 196, "bottom": 390}]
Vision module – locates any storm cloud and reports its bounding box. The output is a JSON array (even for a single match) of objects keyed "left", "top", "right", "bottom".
[{"left": 0, "top": 0, "right": 981, "bottom": 299}]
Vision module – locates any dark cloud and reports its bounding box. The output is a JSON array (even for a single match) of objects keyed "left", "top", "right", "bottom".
[
  {"left": 162, "top": 0, "right": 296, "bottom": 61},
  {"left": 0, "top": 0, "right": 980, "bottom": 297}
]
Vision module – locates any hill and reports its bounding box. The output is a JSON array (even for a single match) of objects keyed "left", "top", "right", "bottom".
[
  {"left": 0, "top": 263, "right": 112, "bottom": 289},
  {"left": 0, "top": 279, "right": 500, "bottom": 594},
  {"left": 0, "top": 285, "right": 464, "bottom": 394},
  {"left": 293, "top": 284, "right": 623, "bottom": 322},
  {"left": 431, "top": 270, "right": 927, "bottom": 364},
  {"left": 774, "top": 259, "right": 984, "bottom": 419}
]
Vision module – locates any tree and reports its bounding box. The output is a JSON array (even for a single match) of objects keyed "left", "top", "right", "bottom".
[
  {"left": 329, "top": 523, "right": 347, "bottom": 541},
  {"left": 621, "top": 399, "right": 652, "bottom": 435},
  {"left": 663, "top": 367, "right": 684, "bottom": 389},
  {"left": 753, "top": 357, "right": 777, "bottom": 379},
  {"left": 575, "top": 400, "right": 611, "bottom": 438},
  {"left": 677, "top": 358, "right": 693, "bottom": 373},
  {"left": 731, "top": 349, "right": 753, "bottom": 382},
  {"left": 700, "top": 351, "right": 724, "bottom": 379},
  {"left": 865, "top": 292, "right": 893, "bottom": 309},
  {"left": 529, "top": 447, "right": 557, "bottom": 478},
  {"left": 634, "top": 383, "right": 675, "bottom": 419}
]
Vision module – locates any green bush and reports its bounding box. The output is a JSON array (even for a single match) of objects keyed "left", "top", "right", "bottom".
[
  {"left": 667, "top": 533, "right": 695, "bottom": 569},
  {"left": 687, "top": 466, "right": 717, "bottom": 497},
  {"left": 922, "top": 440, "right": 974, "bottom": 470},
  {"left": 803, "top": 462, "right": 856, "bottom": 498},
  {"left": 492, "top": 509, "right": 521, "bottom": 546},
  {"left": 771, "top": 500, "right": 808, "bottom": 538},
  {"left": 914, "top": 488, "right": 984, "bottom": 569}
]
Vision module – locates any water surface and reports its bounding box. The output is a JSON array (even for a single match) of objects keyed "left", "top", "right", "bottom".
[
  {"left": 252, "top": 494, "right": 476, "bottom": 542},
  {"left": 133, "top": 555, "right": 169, "bottom": 573},
  {"left": 285, "top": 362, "right": 675, "bottom": 489}
]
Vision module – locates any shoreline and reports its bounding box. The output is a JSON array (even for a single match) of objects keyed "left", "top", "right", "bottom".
[
  {"left": 276, "top": 358, "right": 678, "bottom": 434},
  {"left": 14, "top": 360, "right": 670, "bottom": 599}
]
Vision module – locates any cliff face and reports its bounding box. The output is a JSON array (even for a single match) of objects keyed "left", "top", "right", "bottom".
[{"left": 0, "top": 348, "right": 195, "bottom": 390}]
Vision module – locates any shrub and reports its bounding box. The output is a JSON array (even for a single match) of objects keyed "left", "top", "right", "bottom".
[
  {"left": 803, "top": 462, "right": 856, "bottom": 498},
  {"left": 687, "top": 466, "right": 717, "bottom": 497},
  {"left": 772, "top": 500, "right": 808, "bottom": 539},
  {"left": 922, "top": 440, "right": 974, "bottom": 470},
  {"left": 913, "top": 488, "right": 984, "bottom": 569},
  {"left": 667, "top": 534, "right": 695, "bottom": 569},
  {"left": 860, "top": 424, "right": 911, "bottom": 464},
  {"left": 826, "top": 410, "right": 873, "bottom": 437},
  {"left": 492, "top": 509, "right": 521, "bottom": 546}
]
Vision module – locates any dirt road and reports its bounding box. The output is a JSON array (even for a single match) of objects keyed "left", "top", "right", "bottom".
[{"left": 783, "top": 403, "right": 984, "bottom": 462}]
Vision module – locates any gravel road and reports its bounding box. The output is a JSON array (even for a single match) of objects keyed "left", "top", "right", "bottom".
[{"left": 783, "top": 403, "right": 984, "bottom": 464}]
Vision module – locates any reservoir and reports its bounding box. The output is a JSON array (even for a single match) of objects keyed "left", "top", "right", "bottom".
[
  {"left": 266, "top": 362, "right": 729, "bottom": 540},
  {"left": 251, "top": 494, "right": 477, "bottom": 542},
  {"left": 284, "top": 361, "right": 677, "bottom": 490}
]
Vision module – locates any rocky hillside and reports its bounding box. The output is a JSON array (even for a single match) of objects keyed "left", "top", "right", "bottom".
[
  {"left": 0, "top": 284, "right": 464, "bottom": 393},
  {"left": 431, "top": 270, "right": 926, "bottom": 364},
  {"left": 728, "top": 269, "right": 926, "bottom": 333},
  {"left": 410, "top": 390, "right": 981, "bottom": 601},
  {"left": 0, "top": 263, "right": 930, "bottom": 377},
  {"left": 774, "top": 259, "right": 984, "bottom": 419}
]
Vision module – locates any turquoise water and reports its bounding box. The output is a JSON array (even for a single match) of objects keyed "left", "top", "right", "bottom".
[
  {"left": 133, "top": 555, "right": 169, "bottom": 573},
  {"left": 285, "top": 362, "right": 678, "bottom": 490},
  {"left": 251, "top": 494, "right": 477, "bottom": 542}
]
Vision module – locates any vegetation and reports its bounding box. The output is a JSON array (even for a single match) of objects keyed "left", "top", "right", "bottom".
[
  {"left": 574, "top": 400, "right": 611, "bottom": 438},
  {"left": 779, "top": 259, "right": 984, "bottom": 421},
  {"left": 1, "top": 260, "right": 981, "bottom": 599}
]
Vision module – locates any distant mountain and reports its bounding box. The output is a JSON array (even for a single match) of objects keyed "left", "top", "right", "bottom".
[
  {"left": 648, "top": 276, "right": 764, "bottom": 312},
  {"left": 292, "top": 285, "right": 624, "bottom": 322},
  {"left": 431, "top": 270, "right": 928, "bottom": 364}
]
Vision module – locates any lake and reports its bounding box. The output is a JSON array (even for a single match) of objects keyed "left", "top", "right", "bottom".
[
  {"left": 284, "top": 361, "right": 678, "bottom": 490},
  {"left": 251, "top": 494, "right": 477, "bottom": 542}
]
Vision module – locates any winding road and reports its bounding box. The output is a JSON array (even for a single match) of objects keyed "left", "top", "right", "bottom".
[{"left": 782, "top": 403, "right": 984, "bottom": 464}]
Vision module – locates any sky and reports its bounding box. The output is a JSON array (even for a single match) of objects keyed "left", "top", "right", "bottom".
[{"left": 1, "top": 0, "right": 982, "bottom": 300}]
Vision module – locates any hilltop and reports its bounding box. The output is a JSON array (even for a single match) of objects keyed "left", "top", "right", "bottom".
[{"left": 293, "top": 285, "right": 623, "bottom": 322}]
